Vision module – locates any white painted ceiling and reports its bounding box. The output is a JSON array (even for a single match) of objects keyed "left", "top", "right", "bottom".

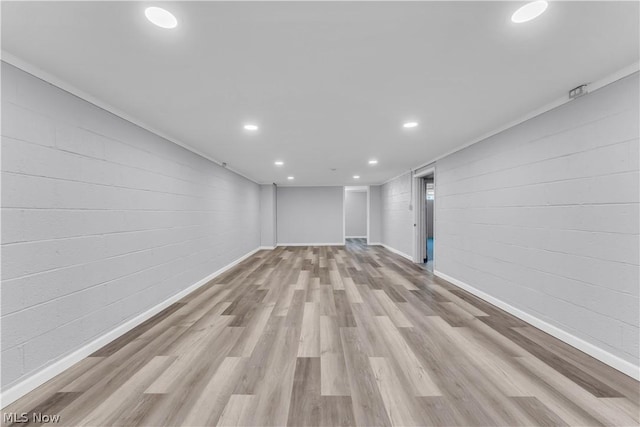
[{"left": 2, "top": 1, "right": 638, "bottom": 185}]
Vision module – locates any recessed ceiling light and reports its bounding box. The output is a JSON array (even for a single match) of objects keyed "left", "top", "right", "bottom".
[
  {"left": 275, "top": 161, "right": 284, "bottom": 166},
  {"left": 144, "top": 7, "right": 178, "bottom": 29},
  {"left": 353, "top": 175, "right": 360, "bottom": 179},
  {"left": 511, "top": 1, "right": 548, "bottom": 23},
  {"left": 287, "top": 176, "right": 294, "bottom": 180},
  {"left": 244, "top": 124, "right": 259, "bottom": 131},
  {"left": 368, "top": 159, "right": 378, "bottom": 165},
  {"left": 403, "top": 122, "right": 418, "bottom": 128}
]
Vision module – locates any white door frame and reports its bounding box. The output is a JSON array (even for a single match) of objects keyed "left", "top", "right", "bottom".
[{"left": 413, "top": 167, "right": 435, "bottom": 264}]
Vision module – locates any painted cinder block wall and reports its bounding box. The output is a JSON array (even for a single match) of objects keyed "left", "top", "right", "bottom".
[
  {"left": 381, "top": 72, "right": 639, "bottom": 370},
  {"left": 380, "top": 172, "right": 413, "bottom": 258},
  {"left": 435, "top": 72, "right": 639, "bottom": 367},
  {"left": 1, "top": 62, "right": 261, "bottom": 390}
]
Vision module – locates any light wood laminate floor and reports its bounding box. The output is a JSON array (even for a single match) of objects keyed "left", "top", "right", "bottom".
[{"left": 4, "top": 239, "right": 639, "bottom": 426}]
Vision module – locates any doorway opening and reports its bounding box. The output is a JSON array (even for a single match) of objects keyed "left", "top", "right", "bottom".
[
  {"left": 423, "top": 178, "right": 435, "bottom": 271},
  {"left": 344, "top": 186, "right": 369, "bottom": 246},
  {"left": 413, "top": 168, "right": 435, "bottom": 271}
]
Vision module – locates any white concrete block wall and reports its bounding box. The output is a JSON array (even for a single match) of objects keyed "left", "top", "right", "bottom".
[
  {"left": 380, "top": 172, "right": 413, "bottom": 258},
  {"left": 436, "top": 73, "right": 639, "bottom": 366},
  {"left": 1, "top": 62, "right": 261, "bottom": 390}
]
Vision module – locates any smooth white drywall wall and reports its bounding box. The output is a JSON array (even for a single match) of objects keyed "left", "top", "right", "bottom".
[
  {"left": 260, "top": 184, "right": 277, "bottom": 247},
  {"left": 276, "top": 186, "right": 343, "bottom": 244},
  {"left": 345, "top": 190, "right": 367, "bottom": 237},
  {"left": 369, "top": 185, "right": 382, "bottom": 243},
  {"left": 1, "top": 62, "right": 261, "bottom": 391}
]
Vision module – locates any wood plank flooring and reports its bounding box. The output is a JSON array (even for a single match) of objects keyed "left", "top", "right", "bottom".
[{"left": 3, "top": 238, "right": 639, "bottom": 426}]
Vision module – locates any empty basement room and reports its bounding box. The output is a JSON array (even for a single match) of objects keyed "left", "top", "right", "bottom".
[{"left": 1, "top": 1, "right": 639, "bottom": 426}]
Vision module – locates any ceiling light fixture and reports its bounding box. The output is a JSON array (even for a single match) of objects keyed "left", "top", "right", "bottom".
[
  {"left": 511, "top": 1, "right": 548, "bottom": 23},
  {"left": 403, "top": 122, "right": 418, "bottom": 128},
  {"left": 244, "top": 124, "right": 259, "bottom": 131},
  {"left": 144, "top": 7, "right": 178, "bottom": 29},
  {"left": 353, "top": 175, "right": 360, "bottom": 179},
  {"left": 275, "top": 161, "right": 284, "bottom": 166},
  {"left": 368, "top": 160, "right": 378, "bottom": 165},
  {"left": 287, "top": 176, "right": 294, "bottom": 180}
]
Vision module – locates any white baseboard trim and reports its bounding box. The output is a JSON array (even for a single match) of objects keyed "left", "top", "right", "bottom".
[
  {"left": 434, "top": 270, "right": 640, "bottom": 381},
  {"left": 0, "top": 246, "right": 262, "bottom": 408},
  {"left": 277, "top": 243, "right": 345, "bottom": 247},
  {"left": 380, "top": 244, "right": 414, "bottom": 262},
  {"left": 258, "top": 246, "right": 276, "bottom": 250},
  {"left": 345, "top": 236, "right": 367, "bottom": 238},
  {"left": 368, "top": 242, "right": 383, "bottom": 246}
]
